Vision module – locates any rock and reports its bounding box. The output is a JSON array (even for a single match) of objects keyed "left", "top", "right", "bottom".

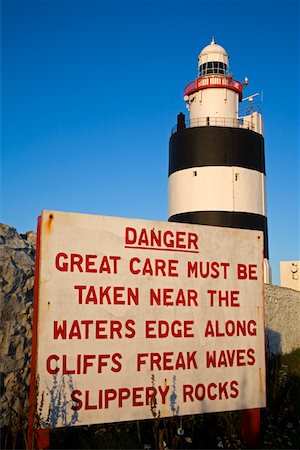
[{"left": 0, "top": 224, "right": 36, "bottom": 429}]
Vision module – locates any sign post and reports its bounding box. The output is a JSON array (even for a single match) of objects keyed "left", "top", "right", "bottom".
[{"left": 28, "top": 210, "right": 265, "bottom": 446}]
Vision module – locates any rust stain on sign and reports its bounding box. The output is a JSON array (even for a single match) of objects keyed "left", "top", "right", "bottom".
[
  {"left": 257, "top": 305, "right": 260, "bottom": 320},
  {"left": 45, "top": 213, "right": 54, "bottom": 233},
  {"left": 259, "top": 367, "right": 263, "bottom": 393}
]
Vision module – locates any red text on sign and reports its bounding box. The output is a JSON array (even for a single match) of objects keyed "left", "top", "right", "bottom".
[
  {"left": 207, "top": 289, "right": 240, "bottom": 307},
  {"left": 125, "top": 227, "right": 199, "bottom": 251},
  {"left": 136, "top": 351, "right": 198, "bottom": 371},
  {"left": 204, "top": 319, "right": 257, "bottom": 337},
  {"left": 71, "top": 384, "right": 170, "bottom": 410},
  {"left": 129, "top": 258, "right": 179, "bottom": 277},
  {"left": 187, "top": 261, "right": 230, "bottom": 279},
  {"left": 149, "top": 288, "right": 198, "bottom": 306},
  {"left": 145, "top": 320, "right": 194, "bottom": 338},
  {"left": 46, "top": 353, "right": 122, "bottom": 375},
  {"left": 206, "top": 348, "right": 256, "bottom": 368},
  {"left": 53, "top": 319, "right": 136, "bottom": 339},
  {"left": 74, "top": 285, "right": 139, "bottom": 305},
  {"left": 55, "top": 253, "right": 121, "bottom": 274},
  {"left": 183, "top": 380, "right": 239, "bottom": 402},
  {"left": 237, "top": 264, "right": 258, "bottom": 280}
]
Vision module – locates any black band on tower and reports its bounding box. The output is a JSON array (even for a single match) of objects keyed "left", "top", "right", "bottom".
[
  {"left": 169, "top": 211, "right": 269, "bottom": 259},
  {"left": 169, "top": 126, "right": 265, "bottom": 175}
]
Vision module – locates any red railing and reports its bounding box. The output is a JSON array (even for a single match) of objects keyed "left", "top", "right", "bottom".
[{"left": 184, "top": 75, "right": 244, "bottom": 98}]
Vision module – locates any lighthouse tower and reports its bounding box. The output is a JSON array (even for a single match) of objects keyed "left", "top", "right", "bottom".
[{"left": 168, "top": 39, "right": 270, "bottom": 282}]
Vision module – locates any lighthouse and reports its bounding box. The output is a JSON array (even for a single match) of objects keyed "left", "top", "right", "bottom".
[{"left": 168, "top": 39, "right": 270, "bottom": 283}]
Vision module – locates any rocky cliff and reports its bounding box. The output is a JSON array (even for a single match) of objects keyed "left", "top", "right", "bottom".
[{"left": 0, "top": 224, "right": 36, "bottom": 431}]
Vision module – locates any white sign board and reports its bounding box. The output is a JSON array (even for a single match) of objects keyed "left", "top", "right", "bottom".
[{"left": 35, "top": 210, "right": 266, "bottom": 428}]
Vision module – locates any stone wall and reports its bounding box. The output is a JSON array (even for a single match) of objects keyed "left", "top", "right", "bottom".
[
  {"left": 0, "top": 223, "right": 299, "bottom": 433},
  {"left": 264, "top": 283, "right": 300, "bottom": 355}
]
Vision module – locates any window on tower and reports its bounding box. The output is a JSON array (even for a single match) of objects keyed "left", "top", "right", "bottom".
[
  {"left": 199, "top": 62, "right": 228, "bottom": 76},
  {"left": 199, "top": 63, "right": 206, "bottom": 75}
]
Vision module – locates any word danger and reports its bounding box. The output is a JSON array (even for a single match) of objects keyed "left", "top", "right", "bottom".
[{"left": 125, "top": 227, "right": 199, "bottom": 251}]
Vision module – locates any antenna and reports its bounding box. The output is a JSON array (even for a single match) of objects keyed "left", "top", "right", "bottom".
[
  {"left": 242, "top": 93, "right": 260, "bottom": 114},
  {"left": 242, "top": 93, "right": 260, "bottom": 103}
]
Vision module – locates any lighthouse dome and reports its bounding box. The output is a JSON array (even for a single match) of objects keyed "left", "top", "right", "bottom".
[{"left": 198, "top": 39, "right": 229, "bottom": 77}]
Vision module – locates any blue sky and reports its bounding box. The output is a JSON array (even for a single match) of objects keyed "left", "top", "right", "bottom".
[{"left": 1, "top": 0, "right": 299, "bottom": 285}]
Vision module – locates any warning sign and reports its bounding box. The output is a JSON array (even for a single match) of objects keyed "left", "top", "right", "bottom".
[{"left": 33, "top": 210, "right": 266, "bottom": 428}]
